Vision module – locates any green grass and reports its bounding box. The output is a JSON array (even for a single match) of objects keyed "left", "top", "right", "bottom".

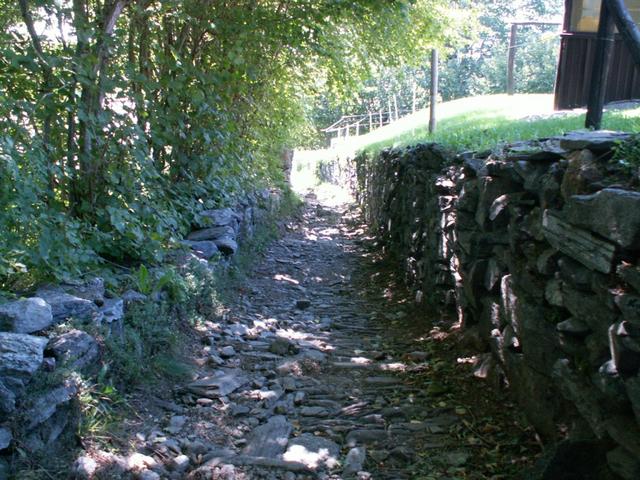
[{"left": 357, "top": 94, "right": 640, "bottom": 154}]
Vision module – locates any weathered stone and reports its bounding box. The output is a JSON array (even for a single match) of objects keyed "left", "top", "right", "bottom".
[
  {"left": 475, "top": 176, "right": 520, "bottom": 228},
  {"left": 0, "top": 427, "right": 11, "bottom": 450},
  {"left": 300, "top": 406, "right": 329, "bottom": 417},
  {"left": 269, "top": 337, "right": 298, "bottom": 356},
  {"left": 243, "top": 415, "right": 292, "bottom": 458},
  {"left": 59, "top": 278, "right": 105, "bottom": 305},
  {"left": 35, "top": 287, "right": 99, "bottom": 322},
  {"left": 47, "top": 329, "right": 99, "bottom": 370},
  {"left": 186, "top": 369, "right": 249, "bottom": 398},
  {"left": 199, "top": 208, "right": 240, "bottom": 227},
  {"left": 100, "top": 298, "right": 123, "bottom": 323},
  {"left": 296, "top": 299, "right": 311, "bottom": 310},
  {"left": 0, "top": 379, "right": 15, "bottom": 414},
  {"left": 121, "top": 289, "right": 147, "bottom": 306},
  {"left": 187, "top": 225, "right": 236, "bottom": 242},
  {"left": 553, "top": 359, "right": 606, "bottom": 436},
  {"left": 538, "top": 164, "right": 564, "bottom": 209},
  {"left": 0, "top": 298, "right": 53, "bottom": 334},
  {"left": 562, "top": 286, "right": 615, "bottom": 339},
  {"left": 219, "top": 346, "right": 236, "bottom": 358},
  {"left": 542, "top": 210, "right": 616, "bottom": 274},
  {"left": 561, "top": 149, "right": 603, "bottom": 200},
  {"left": 557, "top": 256, "right": 595, "bottom": 290},
  {"left": 536, "top": 249, "right": 558, "bottom": 276},
  {"left": 565, "top": 188, "right": 640, "bottom": 249},
  {"left": 557, "top": 318, "right": 591, "bottom": 337},
  {"left": 181, "top": 240, "right": 219, "bottom": 260},
  {"left": 617, "top": 262, "right": 640, "bottom": 293},
  {"left": 345, "top": 429, "right": 387, "bottom": 446},
  {"left": 545, "top": 279, "right": 564, "bottom": 307},
  {"left": 609, "top": 322, "right": 640, "bottom": 375},
  {"left": 214, "top": 237, "right": 238, "bottom": 256},
  {"left": 72, "top": 455, "right": 98, "bottom": 480},
  {"left": 24, "top": 382, "right": 78, "bottom": 430},
  {"left": 594, "top": 361, "right": 627, "bottom": 408},
  {"left": 0, "top": 333, "right": 47, "bottom": 391},
  {"left": 615, "top": 293, "right": 640, "bottom": 326},
  {"left": 558, "top": 131, "right": 631, "bottom": 152},
  {"left": 343, "top": 447, "right": 366, "bottom": 476},
  {"left": 283, "top": 433, "right": 340, "bottom": 470}
]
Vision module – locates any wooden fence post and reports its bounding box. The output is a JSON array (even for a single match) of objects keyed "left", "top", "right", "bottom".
[
  {"left": 585, "top": 1, "right": 615, "bottom": 129},
  {"left": 507, "top": 24, "right": 518, "bottom": 95},
  {"left": 429, "top": 49, "right": 439, "bottom": 134}
]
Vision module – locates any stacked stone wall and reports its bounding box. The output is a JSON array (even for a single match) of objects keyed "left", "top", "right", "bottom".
[{"left": 354, "top": 132, "right": 640, "bottom": 478}]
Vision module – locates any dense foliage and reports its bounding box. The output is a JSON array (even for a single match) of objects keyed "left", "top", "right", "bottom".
[
  {"left": 0, "top": 0, "right": 449, "bottom": 287},
  {"left": 312, "top": 0, "right": 563, "bottom": 129}
]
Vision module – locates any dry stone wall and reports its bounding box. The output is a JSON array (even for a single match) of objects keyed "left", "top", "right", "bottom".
[
  {"left": 354, "top": 132, "right": 640, "bottom": 479},
  {"left": 0, "top": 189, "right": 281, "bottom": 473}
]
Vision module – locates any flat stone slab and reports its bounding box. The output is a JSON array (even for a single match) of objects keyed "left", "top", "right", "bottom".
[
  {"left": 186, "top": 369, "right": 249, "bottom": 398},
  {"left": 243, "top": 415, "right": 292, "bottom": 458},
  {"left": 542, "top": 210, "right": 615, "bottom": 274},
  {"left": 556, "top": 130, "right": 631, "bottom": 151}
]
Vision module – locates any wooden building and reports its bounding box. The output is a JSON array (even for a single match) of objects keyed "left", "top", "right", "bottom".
[{"left": 555, "top": 0, "right": 640, "bottom": 109}]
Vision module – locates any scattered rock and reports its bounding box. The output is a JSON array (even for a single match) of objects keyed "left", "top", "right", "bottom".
[
  {"left": 296, "top": 299, "right": 311, "bottom": 310},
  {"left": 220, "top": 346, "right": 236, "bottom": 358},
  {"left": 186, "top": 369, "right": 249, "bottom": 398},
  {"left": 243, "top": 415, "right": 292, "bottom": 458},
  {"left": 283, "top": 433, "right": 340, "bottom": 470},
  {"left": 343, "top": 447, "right": 366, "bottom": 476},
  {"left": 72, "top": 455, "right": 98, "bottom": 480},
  {"left": 166, "top": 415, "right": 187, "bottom": 434},
  {"left": 269, "top": 337, "right": 298, "bottom": 356}
]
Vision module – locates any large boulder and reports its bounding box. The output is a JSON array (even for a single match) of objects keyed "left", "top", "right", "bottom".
[
  {"left": 0, "top": 298, "right": 53, "bottom": 333},
  {"left": 565, "top": 188, "right": 640, "bottom": 250},
  {"left": 0, "top": 333, "right": 47, "bottom": 392}
]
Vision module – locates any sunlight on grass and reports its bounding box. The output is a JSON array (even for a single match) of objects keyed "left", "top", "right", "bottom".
[{"left": 355, "top": 94, "right": 640, "bottom": 154}]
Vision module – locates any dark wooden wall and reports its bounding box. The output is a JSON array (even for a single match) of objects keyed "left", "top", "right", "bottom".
[{"left": 555, "top": 32, "right": 640, "bottom": 109}]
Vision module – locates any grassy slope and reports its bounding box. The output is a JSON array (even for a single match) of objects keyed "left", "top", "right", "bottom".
[{"left": 356, "top": 94, "right": 640, "bottom": 154}]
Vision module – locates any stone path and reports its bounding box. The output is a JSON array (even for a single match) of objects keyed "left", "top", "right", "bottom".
[{"left": 81, "top": 198, "right": 476, "bottom": 479}]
